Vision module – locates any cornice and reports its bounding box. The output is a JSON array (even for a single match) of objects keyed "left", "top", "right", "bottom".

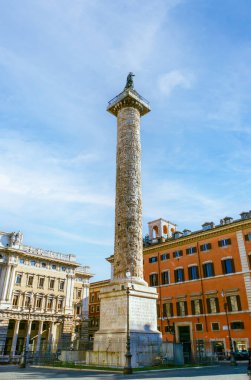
[{"left": 143, "top": 219, "right": 251, "bottom": 255}]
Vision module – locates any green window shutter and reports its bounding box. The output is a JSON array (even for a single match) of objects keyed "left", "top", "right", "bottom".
[
  {"left": 236, "top": 295, "right": 241, "bottom": 311},
  {"left": 191, "top": 300, "right": 195, "bottom": 315},
  {"left": 215, "top": 297, "right": 220, "bottom": 313}
]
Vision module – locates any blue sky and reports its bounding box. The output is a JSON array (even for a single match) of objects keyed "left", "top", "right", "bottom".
[{"left": 0, "top": 0, "right": 250, "bottom": 281}]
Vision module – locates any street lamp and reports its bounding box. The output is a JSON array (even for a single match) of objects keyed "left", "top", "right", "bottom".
[
  {"left": 20, "top": 295, "right": 33, "bottom": 368},
  {"left": 221, "top": 291, "right": 237, "bottom": 366},
  {"left": 123, "top": 271, "right": 133, "bottom": 375}
]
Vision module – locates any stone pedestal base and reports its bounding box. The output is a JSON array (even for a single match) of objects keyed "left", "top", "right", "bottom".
[{"left": 86, "top": 281, "right": 162, "bottom": 368}]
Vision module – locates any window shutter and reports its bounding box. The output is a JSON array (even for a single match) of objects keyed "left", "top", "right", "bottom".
[
  {"left": 202, "top": 264, "right": 206, "bottom": 277},
  {"left": 180, "top": 250, "right": 183, "bottom": 256},
  {"left": 206, "top": 298, "right": 211, "bottom": 313},
  {"left": 211, "top": 263, "right": 215, "bottom": 276},
  {"left": 184, "top": 301, "right": 188, "bottom": 316},
  {"left": 199, "top": 299, "right": 203, "bottom": 314},
  {"left": 245, "top": 234, "right": 248, "bottom": 241},
  {"left": 186, "top": 248, "right": 189, "bottom": 255},
  {"left": 182, "top": 269, "right": 185, "bottom": 281},
  {"left": 163, "top": 304, "right": 167, "bottom": 317},
  {"left": 221, "top": 260, "right": 226, "bottom": 274},
  {"left": 196, "top": 266, "right": 199, "bottom": 278},
  {"left": 188, "top": 267, "right": 191, "bottom": 280},
  {"left": 215, "top": 297, "right": 220, "bottom": 313},
  {"left": 170, "top": 303, "right": 173, "bottom": 317},
  {"left": 191, "top": 300, "right": 195, "bottom": 315},
  {"left": 218, "top": 240, "right": 222, "bottom": 247},
  {"left": 226, "top": 296, "right": 232, "bottom": 311},
  {"left": 208, "top": 243, "right": 212, "bottom": 249},
  {"left": 227, "top": 238, "right": 231, "bottom": 245},
  {"left": 176, "top": 302, "right": 180, "bottom": 316},
  {"left": 236, "top": 295, "right": 241, "bottom": 311},
  {"left": 231, "top": 259, "right": 235, "bottom": 273},
  {"left": 174, "top": 270, "right": 177, "bottom": 283}
]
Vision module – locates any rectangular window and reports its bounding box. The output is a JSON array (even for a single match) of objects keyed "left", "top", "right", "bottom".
[
  {"left": 91, "top": 294, "right": 95, "bottom": 302},
  {"left": 163, "top": 303, "right": 173, "bottom": 317},
  {"left": 149, "top": 256, "right": 158, "bottom": 263},
  {"left": 59, "top": 280, "right": 65, "bottom": 291},
  {"left": 176, "top": 301, "right": 188, "bottom": 316},
  {"left": 27, "top": 275, "right": 34, "bottom": 286},
  {"left": 30, "top": 260, "right": 36, "bottom": 266},
  {"left": 58, "top": 300, "right": 63, "bottom": 311},
  {"left": 76, "top": 305, "right": 81, "bottom": 315},
  {"left": 218, "top": 238, "right": 231, "bottom": 247},
  {"left": 19, "top": 259, "right": 24, "bottom": 264},
  {"left": 161, "top": 271, "right": 169, "bottom": 285},
  {"left": 12, "top": 295, "right": 19, "bottom": 306},
  {"left": 195, "top": 323, "right": 203, "bottom": 331},
  {"left": 149, "top": 273, "right": 158, "bottom": 286},
  {"left": 188, "top": 266, "right": 199, "bottom": 280},
  {"left": 226, "top": 295, "right": 241, "bottom": 311},
  {"left": 51, "top": 264, "right": 57, "bottom": 270},
  {"left": 200, "top": 243, "right": 212, "bottom": 252},
  {"left": 206, "top": 297, "right": 219, "bottom": 313},
  {"left": 61, "top": 266, "right": 66, "bottom": 271},
  {"left": 212, "top": 322, "right": 220, "bottom": 331},
  {"left": 161, "top": 253, "right": 170, "bottom": 261},
  {"left": 47, "top": 299, "right": 53, "bottom": 310},
  {"left": 186, "top": 247, "right": 197, "bottom": 255},
  {"left": 245, "top": 233, "right": 251, "bottom": 241},
  {"left": 96, "top": 305, "right": 100, "bottom": 312},
  {"left": 230, "top": 321, "right": 244, "bottom": 330},
  {"left": 41, "top": 262, "right": 47, "bottom": 268},
  {"left": 25, "top": 296, "right": 32, "bottom": 307},
  {"left": 36, "top": 298, "right": 42, "bottom": 308},
  {"left": 191, "top": 299, "right": 203, "bottom": 315},
  {"left": 49, "top": 279, "right": 55, "bottom": 289},
  {"left": 174, "top": 268, "right": 184, "bottom": 283},
  {"left": 15, "top": 274, "right": 22, "bottom": 285},
  {"left": 203, "top": 262, "right": 215, "bottom": 278},
  {"left": 173, "top": 250, "right": 183, "bottom": 258},
  {"left": 222, "top": 259, "right": 235, "bottom": 274},
  {"left": 38, "top": 277, "right": 45, "bottom": 288},
  {"left": 165, "top": 324, "right": 175, "bottom": 334}
]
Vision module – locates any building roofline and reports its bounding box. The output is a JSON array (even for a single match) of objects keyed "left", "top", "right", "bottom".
[{"left": 143, "top": 217, "right": 251, "bottom": 254}]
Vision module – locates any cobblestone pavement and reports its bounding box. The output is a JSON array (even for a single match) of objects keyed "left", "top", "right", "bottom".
[{"left": 0, "top": 363, "right": 248, "bottom": 380}]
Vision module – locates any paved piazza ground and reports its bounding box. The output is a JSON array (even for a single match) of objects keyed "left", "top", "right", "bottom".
[{"left": 0, "top": 364, "right": 248, "bottom": 380}]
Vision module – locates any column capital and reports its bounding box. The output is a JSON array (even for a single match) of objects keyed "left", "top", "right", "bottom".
[{"left": 107, "top": 88, "right": 150, "bottom": 117}]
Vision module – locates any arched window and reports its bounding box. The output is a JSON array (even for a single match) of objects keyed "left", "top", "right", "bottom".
[{"left": 152, "top": 226, "right": 159, "bottom": 239}]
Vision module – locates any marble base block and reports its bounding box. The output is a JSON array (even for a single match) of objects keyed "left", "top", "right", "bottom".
[{"left": 87, "top": 281, "right": 162, "bottom": 368}]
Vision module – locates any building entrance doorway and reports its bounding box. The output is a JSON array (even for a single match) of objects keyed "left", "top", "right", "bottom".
[{"left": 178, "top": 325, "right": 191, "bottom": 363}]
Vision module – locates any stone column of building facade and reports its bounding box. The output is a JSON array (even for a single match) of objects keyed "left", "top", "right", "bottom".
[{"left": 89, "top": 75, "right": 162, "bottom": 368}]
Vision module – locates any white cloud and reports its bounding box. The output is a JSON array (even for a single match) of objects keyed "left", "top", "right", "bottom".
[{"left": 158, "top": 70, "right": 194, "bottom": 96}]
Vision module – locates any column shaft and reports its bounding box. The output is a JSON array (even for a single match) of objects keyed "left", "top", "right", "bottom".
[
  {"left": 35, "top": 321, "right": 43, "bottom": 353},
  {"left": 114, "top": 107, "right": 143, "bottom": 279},
  {"left": 11, "top": 320, "right": 20, "bottom": 356}
]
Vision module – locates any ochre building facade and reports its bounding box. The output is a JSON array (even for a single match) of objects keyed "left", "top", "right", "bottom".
[
  {"left": 0, "top": 229, "right": 93, "bottom": 360},
  {"left": 143, "top": 212, "right": 251, "bottom": 358}
]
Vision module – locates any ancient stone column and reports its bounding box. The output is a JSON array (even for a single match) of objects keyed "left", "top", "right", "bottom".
[
  {"left": 107, "top": 74, "right": 150, "bottom": 282},
  {"left": 88, "top": 75, "right": 162, "bottom": 369}
]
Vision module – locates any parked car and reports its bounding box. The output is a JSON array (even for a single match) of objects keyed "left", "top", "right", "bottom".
[{"left": 234, "top": 350, "right": 249, "bottom": 360}]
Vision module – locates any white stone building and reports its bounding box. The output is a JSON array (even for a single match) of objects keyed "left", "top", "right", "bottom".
[{"left": 0, "top": 229, "right": 93, "bottom": 360}]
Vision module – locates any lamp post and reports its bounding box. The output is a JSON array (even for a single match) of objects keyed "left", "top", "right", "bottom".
[
  {"left": 221, "top": 291, "right": 236, "bottom": 366},
  {"left": 123, "top": 271, "right": 133, "bottom": 375},
  {"left": 20, "top": 295, "right": 33, "bottom": 368}
]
